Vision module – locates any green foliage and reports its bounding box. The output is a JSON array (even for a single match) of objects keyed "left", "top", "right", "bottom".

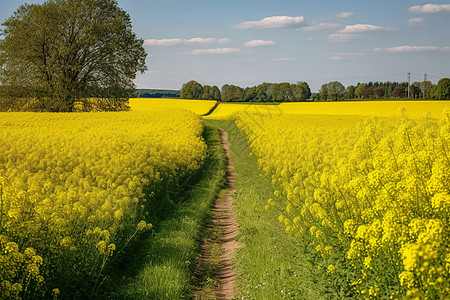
[
  {"left": 180, "top": 81, "right": 311, "bottom": 102},
  {"left": 430, "top": 78, "right": 450, "bottom": 100},
  {"left": 180, "top": 80, "right": 203, "bottom": 99},
  {"left": 137, "top": 89, "right": 181, "bottom": 98},
  {"left": 354, "top": 83, "right": 367, "bottom": 99},
  {"left": 201, "top": 85, "right": 221, "bottom": 100},
  {"left": 0, "top": 0, "right": 147, "bottom": 112},
  {"left": 221, "top": 84, "right": 244, "bottom": 102},
  {"left": 224, "top": 81, "right": 311, "bottom": 102},
  {"left": 320, "top": 81, "right": 345, "bottom": 101},
  {"left": 345, "top": 85, "right": 356, "bottom": 99}
]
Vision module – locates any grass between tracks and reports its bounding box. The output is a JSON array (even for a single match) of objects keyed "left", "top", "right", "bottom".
[{"left": 114, "top": 125, "right": 226, "bottom": 299}]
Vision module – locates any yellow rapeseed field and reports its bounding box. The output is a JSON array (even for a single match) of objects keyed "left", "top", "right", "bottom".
[
  {"left": 129, "top": 98, "right": 217, "bottom": 115},
  {"left": 281, "top": 100, "right": 450, "bottom": 118},
  {"left": 203, "top": 103, "right": 282, "bottom": 119},
  {"left": 235, "top": 107, "right": 450, "bottom": 298},
  {"left": 0, "top": 110, "right": 206, "bottom": 298},
  {"left": 206, "top": 100, "right": 450, "bottom": 119}
]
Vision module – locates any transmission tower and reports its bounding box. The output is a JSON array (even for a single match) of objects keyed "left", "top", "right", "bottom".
[
  {"left": 407, "top": 72, "right": 411, "bottom": 98},
  {"left": 423, "top": 73, "right": 428, "bottom": 98}
]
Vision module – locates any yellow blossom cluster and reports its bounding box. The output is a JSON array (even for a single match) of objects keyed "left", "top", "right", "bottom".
[
  {"left": 0, "top": 109, "right": 206, "bottom": 298},
  {"left": 235, "top": 108, "right": 450, "bottom": 298}
]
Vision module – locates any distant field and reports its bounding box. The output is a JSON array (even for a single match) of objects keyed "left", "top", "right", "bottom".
[
  {"left": 203, "top": 103, "right": 283, "bottom": 119},
  {"left": 204, "top": 100, "right": 450, "bottom": 119},
  {"left": 129, "top": 98, "right": 217, "bottom": 115},
  {"left": 280, "top": 100, "right": 450, "bottom": 118}
]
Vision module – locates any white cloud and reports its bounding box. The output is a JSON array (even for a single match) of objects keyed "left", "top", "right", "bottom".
[
  {"left": 327, "top": 33, "right": 359, "bottom": 42},
  {"left": 145, "top": 37, "right": 230, "bottom": 46},
  {"left": 145, "top": 39, "right": 183, "bottom": 46},
  {"left": 336, "top": 12, "right": 355, "bottom": 18},
  {"left": 374, "top": 46, "right": 450, "bottom": 53},
  {"left": 184, "top": 37, "right": 230, "bottom": 44},
  {"left": 408, "top": 4, "right": 450, "bottom": 14},
  {"left": 339, "top": 24, "right": 389, "bottom": 33},
  {"left": 244, "top": 40, "right": 275, "bottom": 47},
  {"left": 329, "top": 56, "right": 345, "bottom": 61},
  {"left": 232, "top": 16, "right": 305, "bottom": 29},
  {"left": 183, "top": 48, "right": 241, "bottom": 55},
  {"left": 301, "top": 23, "right": 342, "bottom": 31},
  {"left": 328, "top": 52, "right": 363, "bottom": 60},
  {"left": 407, "top": 17, "right": 426, "bottom": 26}
]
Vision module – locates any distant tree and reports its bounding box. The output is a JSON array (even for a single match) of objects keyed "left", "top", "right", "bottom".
[
  {"left": 279, "top": 82, "right": 293, "bottom": 101},
  {"left": 291, "top": 81, "right": 311, "bottom": 101},
  {"left": 327, "top": 81, "right": 345, "bottom": 101},
  {"left": 430, "top": 78, "right": 450, "bottom": 100},
  {"left": 221, "top": 84, "right": 244, "bottom": 102},
  {"left": 363, "top": 87, "right": 374, "bottom": 99},
  {"left": 0, "top": 0, "right": 147, "bottom": 112},
  {"left": 201, "top": 85, "right": 213, "bottom": 100},
  {"left": 255, "top": 82, "right": 271, "bottom": 102},
  {"left": 268, "top": 82, "right": 293, "bottom": 102},
  {"left": 181, "top": 80, "right": 203, "bottom": 99},
  {"left": 373, "top": 87, "right": 385, "bottom": 98},
  {"left": 268, "top": 83, "right": 281, "bottom": 101},
  {"left": 311, "top": 93, "right": 319, "bottom": 101},
  {"left": 319, "top": 84, "right": 328, "bottom": 100},
  {"left": 211, "top": 85, "right": 221, "bottom": 100},
  {"left": 392, "top": 85, "right": 405, "bottom": 98},
  {"left": 409, "top": 84, "right": 421, "bottom": 99},
  {"left": 244, "top": 87, "right": 257, "bottom": 102},
  {"left": 355, "top": 83, "right": 367, "bottom": 99},
  {"left": 345, "top": 85, "right": 356, "bottom": 99},
  {"left": 200, "top": 85, "right": 220, "bottom": 100}
]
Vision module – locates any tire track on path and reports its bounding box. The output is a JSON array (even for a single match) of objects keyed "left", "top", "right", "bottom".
[{"left": 193, "top": 128, "right": 241, "bottom": 300}]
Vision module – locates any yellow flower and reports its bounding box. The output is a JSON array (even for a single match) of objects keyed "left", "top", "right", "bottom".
[{"left": 327, "top": 264, "right": 335, "bottom": 273}]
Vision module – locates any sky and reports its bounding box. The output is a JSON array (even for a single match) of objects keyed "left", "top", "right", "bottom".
[{"left": 1, "top": 0, "right": 450, "bottom": 92}]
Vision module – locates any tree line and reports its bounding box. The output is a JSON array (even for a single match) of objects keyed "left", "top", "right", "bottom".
[
  {"left": 317, "top": 78, "right": 450, "bottom": 101},
  {"left": 136, "top": 89, "right": 181, "bottom": 98},
  {"left": 180, "top": 80, "right": 311, "bottom": 102},
  {"left": 181, "top": 78, "right": 450, "bottom": 102}
]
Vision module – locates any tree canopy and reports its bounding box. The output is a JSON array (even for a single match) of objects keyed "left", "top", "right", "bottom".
[
  {"left": 430, "top": 78, "right": 450, "bottom": 100},
  {"left": 0, "top": 0, "right": 147, "bottom": 112},
  {"left": 319, "top": 81, "right": 345, "bottom": 101},
  {"left": 180, "top": 80, "right": 311, "bottom": 102}
]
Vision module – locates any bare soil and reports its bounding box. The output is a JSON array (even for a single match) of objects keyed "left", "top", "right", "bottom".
[{"left": 193, "top": 128, "right": 241, "bottom": 300}]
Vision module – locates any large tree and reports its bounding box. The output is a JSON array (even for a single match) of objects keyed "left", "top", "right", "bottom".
[
  {"left": 291, "top": 81, "right": 311, "bottom": 101},
  {"left": 329, "top": 81, "right": 345, "bottom": 101},
  {"left": 180, "top": 80, "right": 203, "bottom": 99},
  {"left": 200, "top": 85, "right": 220, "bottom": 100},
  {"left": 345, "top": 85, "right": 356, "bottom": 99},
  {"left": 0, "top": 0, "right": 147, "bottom": 112},
  {"left": 221, "top": 84, "right": 244, "bottom": 102}
]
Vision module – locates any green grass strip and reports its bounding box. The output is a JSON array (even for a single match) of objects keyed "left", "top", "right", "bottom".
[
  {"left": 116, "top": 125, "right": 226, "bottom": 299},
  {"left": 205, "top": 119, "right": 321, "bottom": 299}
]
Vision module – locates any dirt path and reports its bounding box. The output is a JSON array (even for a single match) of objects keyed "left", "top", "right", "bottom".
[{"left": 193, "top": 128, "right": 240, "bottom": 300}]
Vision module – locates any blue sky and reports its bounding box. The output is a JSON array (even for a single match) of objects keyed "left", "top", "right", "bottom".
[{"left": 1, "top": 0, "right": 450, "bottom": 91}]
